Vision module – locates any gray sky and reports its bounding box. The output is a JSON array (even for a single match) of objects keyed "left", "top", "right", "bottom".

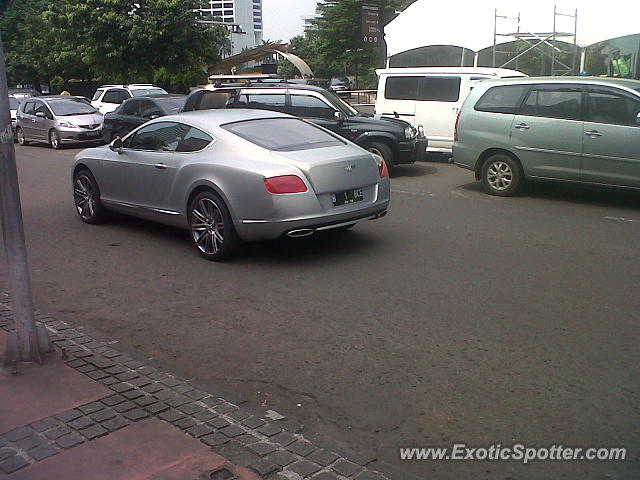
[{"left": 262, "top": 0, "right": 319, "bottom": 43}]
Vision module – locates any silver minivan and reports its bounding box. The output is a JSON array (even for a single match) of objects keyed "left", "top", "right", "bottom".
[
  {"left": 453, "top": 77, "right": 640, "bottom": 195},
  {"left": 16, "top": 96, "right": 103, "bottom": 149}
]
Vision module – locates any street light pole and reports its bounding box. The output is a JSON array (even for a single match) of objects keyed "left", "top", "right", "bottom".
[{"left": 0, "top": 33, "right": 51, "bottom": 366}]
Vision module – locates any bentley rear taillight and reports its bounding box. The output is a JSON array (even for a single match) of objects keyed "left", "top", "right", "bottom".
[{"left": 264, "top": 175, "right": 308, "bottom": 194}]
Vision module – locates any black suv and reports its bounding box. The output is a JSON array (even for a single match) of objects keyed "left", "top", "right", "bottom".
[{"left": 182, "top": 83, "right": 426, "bottom": 169}]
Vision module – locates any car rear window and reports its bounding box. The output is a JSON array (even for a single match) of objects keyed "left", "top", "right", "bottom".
[
  {"left": 130, "top": 88, "right": 168, "bottom": 97},
  {"left": 222, "top": 118, "right": 345, "bottom": 151},
  {"left": 475, "top": 85, "right": 529, "bottom": 114}
]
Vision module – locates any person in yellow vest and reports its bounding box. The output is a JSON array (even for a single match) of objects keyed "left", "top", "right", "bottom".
[{"left": 611, "top": 48, "right": 631, "bottom": 78}]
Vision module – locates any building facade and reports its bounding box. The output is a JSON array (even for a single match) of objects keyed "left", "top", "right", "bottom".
[{"left": 197, "top": 0, "right": 263, "bottom": 57}]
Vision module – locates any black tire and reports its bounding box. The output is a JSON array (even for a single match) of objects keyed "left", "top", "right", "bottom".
[
  {"left": 49, "top": 129, "right": 62, "bottom": 149},
  {"left": 188, "top": 191, "right": 240, "bottom": 261},
  {"left": 481, "top": 154, "right": 523, "bottom": 197},
  {"left": 73, "top": 168, "right": 107, "bottom": 224},
  {"left": 16, "top": 127, "right": 29, "bottom": 146},
  {"left": 367, "top": 141, "right": 394, "bottom": 173}
]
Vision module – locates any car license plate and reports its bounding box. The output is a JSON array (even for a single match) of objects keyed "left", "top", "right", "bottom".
[{"left": 332, "top": 188, "right": 364, "bottom": 206}]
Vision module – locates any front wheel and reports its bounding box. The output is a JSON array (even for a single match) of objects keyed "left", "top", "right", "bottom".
[
  {"left": 49, "top": 130, "right": 62, "bottom": 149},
  {"left": 481, "top": 154, "right": 523, "bottom": 196},
  {"left": 16, "top": 127, "right": 29, "bottom": 146},
  {"left": 188, "top": 191, "right": 240, "bottom": 261},
  {"left": 73, "top": 169, "right": 106, "bottom": 224},
  {"left": 367, "top": 141, "right": 394, "bottom": 173}
]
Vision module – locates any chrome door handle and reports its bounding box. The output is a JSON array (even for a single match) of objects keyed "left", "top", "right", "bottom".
[
  {"left": 514, "top": 123, "right": 529, "bottom": 130},
  {"left": 585, "top": 130, "right": 602, "bottom": 138},
  {"left": 154, "top": 163, "right": 167, "bottom": 170}
]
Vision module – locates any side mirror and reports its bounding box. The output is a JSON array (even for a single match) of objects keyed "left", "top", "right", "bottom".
[
  {"left": 334, "top": 111, "right": 345, "bottom": 122},
  {"left": 637, "top": 112, "right": 640, "bottom": 125},
  {"left": 35, "top": 111, "right": 45, "bottom": 118},
  {"left": 109, "top": 137, "right": 123, "bottom": 154}
]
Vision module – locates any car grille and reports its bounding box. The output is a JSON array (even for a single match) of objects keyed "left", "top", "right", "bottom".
[{"left": 79, "top": 124, "right": 100, "bottom": 130}]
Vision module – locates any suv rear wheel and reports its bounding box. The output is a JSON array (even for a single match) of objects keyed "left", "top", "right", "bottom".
[{"left": 481, "top": 154, "right": 522, "bottom": 196}]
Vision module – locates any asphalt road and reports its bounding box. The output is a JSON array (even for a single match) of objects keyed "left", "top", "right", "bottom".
[{"left": 1, "top": 144, "right": 639, "bottom": 480}]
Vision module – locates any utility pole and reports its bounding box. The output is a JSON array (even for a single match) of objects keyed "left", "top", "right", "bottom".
[{"left": 0, "top": 33, "right": 52, "bottom": 366}]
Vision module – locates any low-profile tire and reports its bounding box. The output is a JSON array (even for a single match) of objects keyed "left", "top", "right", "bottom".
[
  {"left": 481, "top": 154, "right": 523, "bottom": 197},
  {"left": 188, "top": 191, "right": 240, "bottom": 261},
  {"left": 73, "top": 168, "right": 107, "bottom": 224},
  {"left": 49, "top": 129, "right": 62, "bottom": 149},
  {"left": 367, "top": 141, "right": 395, "bottom": 173},
  {"left": 16, "top": 127, "right": 29, "bottom": 146}
]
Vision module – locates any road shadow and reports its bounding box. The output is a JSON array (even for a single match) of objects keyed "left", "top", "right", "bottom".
[
  {"left": 423, "top": 152, "right": 453, "bottom": 163},
  {"left": 390, "top": 164, "right": 437, "bottom": 178},
  {"left": 102, "top": 212, "right": 384, "bottom": 266},
  {"left": 457, "top": 179, "right": 640, "bottom": 211}
]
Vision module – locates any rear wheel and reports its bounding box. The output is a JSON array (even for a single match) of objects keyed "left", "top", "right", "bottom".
[
  {"left": 188, "top": 191, "right": 240, "bottom": 261},
  {"left": 49, "top": 129, "right": 61, "bottom": 149},
  {"left": 16, "top": 127, "right": 29, "bottom": 146},
  {"left": 367, "top": 141, "right": 394, "bottom": 173},
  {"left": 73, "top": 168, "right": 106, "bottom": 224},
  {"left": 481, "top": 154, "right": 522, "bottom": 196}
]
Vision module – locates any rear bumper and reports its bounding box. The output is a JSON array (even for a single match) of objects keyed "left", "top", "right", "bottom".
[{"left": 235, "top": 198, "right": 390, "bottom": 241}]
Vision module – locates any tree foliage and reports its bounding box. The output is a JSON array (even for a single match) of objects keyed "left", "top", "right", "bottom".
[
  {"left": 0, "top": 0, "right": 228, "bottom": 92},
  {"left": 281, "top": 0, "right": 416, "bottom": 88}
]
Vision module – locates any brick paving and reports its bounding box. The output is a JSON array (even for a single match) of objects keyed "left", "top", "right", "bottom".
[{"left": 0, "top": 292, "right": 416, "bottom": 479}]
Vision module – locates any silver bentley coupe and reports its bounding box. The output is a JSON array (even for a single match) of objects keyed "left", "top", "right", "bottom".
[{"left": 72, "top": 109, "right": 390, "bottom": 260}]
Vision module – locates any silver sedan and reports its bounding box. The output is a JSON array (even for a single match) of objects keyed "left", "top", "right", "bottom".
[{"left": 72, "top": 109, "right": 390, "bottom": 260}]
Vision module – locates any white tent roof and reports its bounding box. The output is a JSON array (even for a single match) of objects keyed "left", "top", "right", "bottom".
[{"left": 385, "top": 0, "right": 640, "bottom": 56}]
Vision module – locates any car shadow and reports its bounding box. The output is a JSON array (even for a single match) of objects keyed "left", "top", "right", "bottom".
[
  {"left": 103, "top": 213, "right": 383, "bottom": 266},
  {"left": 458, "top": 179, "right": 640, "bottom": 210},
  {"left": 390, "top": 164, "right": 437, "bottom": 178}
]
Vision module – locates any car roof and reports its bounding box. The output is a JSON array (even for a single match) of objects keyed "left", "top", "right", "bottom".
[
  {"left": 376, "top": 67, "right": 527, "bottom": 77},
  {"left": 475, "top": 76, "right": 640, "bottom": 91},
  {"left": 38, "top": 96, "right": 89, "bottom": 101},
  {"left": 127, "top": 94, "right": 184, "bottom": 101},
  {"left": 159, "top": 108, "right": 292, "bottom": 131},
  {"left": 202, "top": 83, "right": 328, "bottom": 93}
]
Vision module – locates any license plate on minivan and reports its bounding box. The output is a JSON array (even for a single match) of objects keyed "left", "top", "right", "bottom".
[{"left": 332, "top": 188, "right": 364, "bottom": 206}]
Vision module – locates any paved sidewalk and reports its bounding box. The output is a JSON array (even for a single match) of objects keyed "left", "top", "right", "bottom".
[{"left": 0, "top": 293, "right": 416, "bottom": 480}]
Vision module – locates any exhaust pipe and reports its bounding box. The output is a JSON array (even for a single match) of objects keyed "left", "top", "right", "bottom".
[
  {"left": 373, "top": 210, "right": 388, "bottom": 219},
  {"left": 286, "top": 228, "right": 315, "bottom": 238}
]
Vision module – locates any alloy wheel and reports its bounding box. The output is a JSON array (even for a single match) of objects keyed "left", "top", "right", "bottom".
[
  {"left": 17, "top": 128, "right": 25, "bottom": 145},
  {"left": 74, "top": 173, "right": 97, "bottom": 220},
  {"left": 50, "top": 130, "right": 60, "bottom": 149},
  {"left": 191, "top": 198, "right": 225, "bottom": 255},
  {"left": 486, "top": 161, "right": 512, "bottom": 191}
]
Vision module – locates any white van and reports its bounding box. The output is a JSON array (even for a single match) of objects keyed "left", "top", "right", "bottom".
[{"left": 375, "top": 67, "right": 527, "bottom": 153}]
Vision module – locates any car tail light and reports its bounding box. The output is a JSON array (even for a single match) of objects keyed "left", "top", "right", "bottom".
[
  {"left": 264, "top": 175, "right": 307, "bottom": 194},
  {"left": 454, "top": 110, "right": 461, "bottom": 142},
  {"left": 376, "top": 158, "right": 389, "bottom": 178}
]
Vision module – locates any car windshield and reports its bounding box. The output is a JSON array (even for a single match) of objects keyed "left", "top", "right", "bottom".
[
  {"left": 9, "top": 97, "right": 20, "bottom": 109},
  {"left": 323, "top": 89, "right": 359, "bottom": 116},
  {"left": 131, "top": 87, "right": 168, "bottom": 97},
  {"left": 331, "top": 77, "right": 349, "bottom": 85},
  {"left": 223, "top": 117, "right": 345, "bottom": 151},
  {"left": 48, "top": 99, "right": 99, "bottom": 116}
]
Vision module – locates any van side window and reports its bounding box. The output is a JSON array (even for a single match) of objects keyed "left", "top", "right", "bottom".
[
  {"left": 419, "top": 77, "right": 461, "bottom": 102},
  {"left": 586, "top": 89, "right": 640, "bottom": 127},
  {"left": 521, "top": 88, "right": 582, "bottom": 121},
  {"left": 385, "top": 77, "right": 420, "bottom": 100},
  {"left": 475, "top": 85, "right": 528, "bottom": 114}
]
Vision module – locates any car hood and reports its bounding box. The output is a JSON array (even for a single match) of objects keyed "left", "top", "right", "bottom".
[
  {"left": 346, "top": 114, "right": 412, "bottom": 132},
  {"left": 61, "top": 113, "right": 103, "bottom": 127}
]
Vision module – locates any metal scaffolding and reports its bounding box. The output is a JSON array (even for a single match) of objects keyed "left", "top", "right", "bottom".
[{"left": 492, "top": 5, "right": 578, "bottom": 76}]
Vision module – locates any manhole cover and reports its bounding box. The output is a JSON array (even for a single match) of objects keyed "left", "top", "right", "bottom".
[{"left": 200, "top": 467, "right": 237, "bottom": 480}]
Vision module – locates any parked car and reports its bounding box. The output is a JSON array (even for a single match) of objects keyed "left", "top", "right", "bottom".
[
  {"left": 375, "top": 67, "right": 527, "bottom": 154},
  {"left": 329, "top": 77, "right": 351, "bottom": 93},
  {"left": 9, "top": 95, "right": 20, "bottom": 141},
  {"left": 72, "top": 109, "right": 390, "bottom": 260},
  {"left": 8, "top": 88, "right": 41, "bottom": 101},
  {"left": 91, "top": 84, "right": 168, "bottom": 114},
  {"left": 453, "top": 76, "right": 640, "bottom": 196},
  {"left": 16, "top": 96, "right": 103, "bottom": 149},
  {"left": 101, "top": 94, "right": 187, "bottom": 142},
  {"left": 182, "top": 83, "right": 426, "bottom": 170}
]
